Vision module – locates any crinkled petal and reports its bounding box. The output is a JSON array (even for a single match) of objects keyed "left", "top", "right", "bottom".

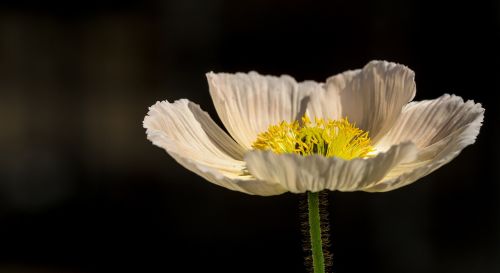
[
  {"left": 324, "top": 60, "right": 416, "bottom": 143},
  {"left": 207, "top": 71, "right": 320, "bottom": 149},
  {"left": 244, "top": 142, "right": 418, "bottom": 193},
  {"left": 305, "top": 79, "right": 342, "bottom": 120},
  {"left": 365, "top": 95, "right": 484, "bottom": 192},
  {"left": 376, "top": 94, "right": 483, "bottom": 151},
  {"left": 166, "top": 150, "right": 288, "bottom": 196},
  {"left": 143, "top": 99, "right": 287, "bottom": 196}
]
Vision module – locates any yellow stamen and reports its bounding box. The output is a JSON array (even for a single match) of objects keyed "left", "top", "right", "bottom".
[{"left": 252, "top": 116, "right": 374, "bottom": 160}]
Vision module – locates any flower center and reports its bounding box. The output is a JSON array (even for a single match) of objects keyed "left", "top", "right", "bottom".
[{"left": 252, "top": 116, "right": 374, "bottom": 160}]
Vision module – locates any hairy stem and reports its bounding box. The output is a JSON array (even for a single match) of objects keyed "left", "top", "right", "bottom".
[{"left": 308, "top": 191, "right": 325, "bottom": 273}]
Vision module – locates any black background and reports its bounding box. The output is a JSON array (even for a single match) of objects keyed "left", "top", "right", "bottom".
[{"left": 0, "top": 0, "right": 499, "bottom": 272}]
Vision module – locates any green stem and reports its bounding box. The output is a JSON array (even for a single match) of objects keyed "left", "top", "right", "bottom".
[{"left": 308, "top": 191, "right": 325, "bottom": 273}]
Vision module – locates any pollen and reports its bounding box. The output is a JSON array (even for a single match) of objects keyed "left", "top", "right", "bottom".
[{"left": 252, "top": 116, "right": 374, "bottom": 160}]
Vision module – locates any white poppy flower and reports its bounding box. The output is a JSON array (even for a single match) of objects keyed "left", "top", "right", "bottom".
[{"left": 143, "top": 60, "right": 484, "bottom": 196}]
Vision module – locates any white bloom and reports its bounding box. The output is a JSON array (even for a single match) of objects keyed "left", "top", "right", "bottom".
[{"left": 143, "top": 60, "right": 484, "bottom": 196}]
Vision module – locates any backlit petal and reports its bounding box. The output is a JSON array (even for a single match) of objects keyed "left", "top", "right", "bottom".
[
  {"left": 244, "top": 142, "right": 418, "bottom": 193},
  {"left": 365, "top": 95, "right": 484, "bottom": 192},
  {"left": 207, "top": 71, "right": 319, "bottom": 149},
  {"left": 376, "top": 94, "right": 483, "bottom": 151},
  {"left": 327, "top": 61, "right": 416, "bottom": 143},
  {"left": 143, "top": 99, "right": 287, "bottom": 195}
]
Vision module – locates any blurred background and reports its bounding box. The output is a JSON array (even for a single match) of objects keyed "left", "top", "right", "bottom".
[{"left": 0, "top": 0, "right": 499, "bottom": 272}]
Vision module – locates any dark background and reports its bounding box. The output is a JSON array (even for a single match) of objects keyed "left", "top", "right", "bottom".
[{"left": 0, "top": 0, "right": 499, "bottom": 272}]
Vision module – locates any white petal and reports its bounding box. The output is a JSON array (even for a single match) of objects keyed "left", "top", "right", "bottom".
[
  {"left": 365, "top": 96, "right": 484, "bottom": 192},
  {"left": 244, "top": 142, "right": 418, "bottom": 193},
  {"left": 207, "top": 71, "right": 320, "bottom": 149},
  {"left": 167, "top": 151, "right": 287, "bottom": 196},
  {"left": 325, "top": 60, "right": 416, "bottom": 143},
  {"left": 143, "top": 99, "right": 287, "bottom": 196},
  {"left": 376, "top": 94, "right": 483, "bottom": 151},
  {"left": 305, "top": 78, "right": 342, "bottom": 120}
]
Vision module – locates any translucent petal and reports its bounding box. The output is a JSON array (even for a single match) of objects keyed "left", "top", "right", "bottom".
[
  {"left": 144, "top": 99, "right": 287, "bottom": 195},
  {"left": 244, "top": 142, "right": 417, "bottom": 193},
  {"left": 365, "top": 95, "right": 484, "bottom": 192},
  {"left": 322, "top": 60, "right": 416, "bottom": 143},
  {"left": 207, "top": 71, "right": 320, "bottom": 149}
]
